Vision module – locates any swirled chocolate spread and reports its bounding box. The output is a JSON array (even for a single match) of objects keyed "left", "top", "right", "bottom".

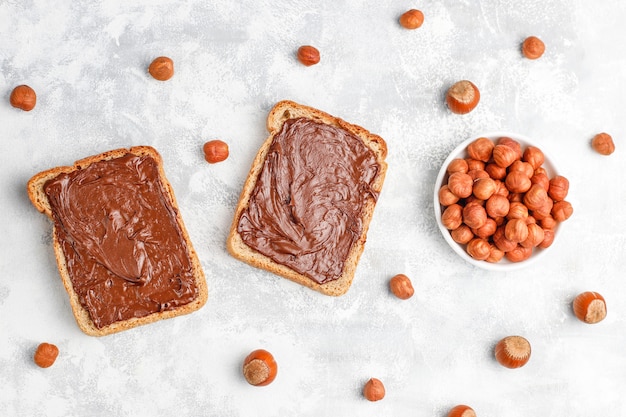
[
  {"left": 237, "top": 118, "right": 381, "bottom": 284},
  {"left": 43, "top": 153, "right": 198, "bottom": 329}
]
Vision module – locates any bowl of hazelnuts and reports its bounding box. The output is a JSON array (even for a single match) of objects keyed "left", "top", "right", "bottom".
[{"left": 434, "top": 132, "right": 573, "bottom": 270}]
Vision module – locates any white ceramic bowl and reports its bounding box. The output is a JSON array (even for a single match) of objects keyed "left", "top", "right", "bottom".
[{"left": 434, "top": 132, "right": 560, "bottom": 271}]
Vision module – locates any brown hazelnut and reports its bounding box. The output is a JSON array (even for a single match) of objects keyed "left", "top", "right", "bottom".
[
  {"left": 485, "top": 163, "right": 507, "bottom": 180},
  {"left": 243, "top": 349, "right": 278, "bottom": 386},
  {"left": 442, "top": 204, "right": 463, "bottom": 230},
  {"left": 447, "top": 404, "right": 477, "bottom": 417},
  {"left": 505, "top": 171, "right": 532, "bottom": 193},
  {"left": 509, "top": 160, "right": 534, "bottom": 178},
  {"left": 523, "top": 184, "right": 550, "bottom": 211},
  {"left": 523, "top": 146, "right": 545, "bottom": 169},
  {"left": 399, "top": 9, "right": 424, "bottom": 29},
  {"left": 10, "top": 85, "right": 37, "bottom": 111},
  {"left": 573, "top": 292, "right": 607, "bottom": 324},
  {"left": 492, "top": 144, "right": 518, "bottom": 168},
  {"left": 363, "top": 378, "right": 385, "bottom": 401},
  {"left": 532, "top": 199, "right": 554, "bottom": 220},
  {"left": 591, "top": 132, "right": 615, "bottom": 155},
  {"left": 492, "top": 180, "right": 509, "bottom": 197},
  {"left": 389, "top": 274, "right": 414, "bottom": 300},
  {"left": 465, "top": 158, "right": 485, "bottom": 171},
  {"left": 451, "top": 225, "right": 474, "bottom": 244},
  {"left": 493, "top": 226, "right": 517, "bottom": 252},
  {"left": 486, "top": 194, "right": 510, "bottom": 218},
  {"left": 439, "top": 185, "right": 460, "bottom": 206},
  {"left": 462, "top": 203, "right": 487, "bottom": 229},
  {"left": 472, "top": 178, "right": 496, "bottom": 200},
  {"left": 467, "top": 168, "right": 489, "bottom": 181},
  {"left": 522, "top": 36, "right": 545, "bottom": 59},
  {"left": 521, "top": 223, "right": 545, "bottom": 248},
  {"left": 447, "top": 158, "right": 469, "bottom": 175},
  {"left": 148, "top": 56, "right": 174, "bottom": 81},
  {"left": 505, "top": 245, "right": 533, "bottom": 262},
  {"left": 467, "top": 238, "right": 491, "bottom": 260},
  {"left": 485, "top": 245, "right": 505, "bottom": 263},
  {"left": 530, "top": 172, "right": 550, "bottom": 191},
  {"left": 538, "top": 228, "right": 555, "bottom": 248},
  {"left": 446, "top": 80, "right": 480, "bottom": 115},
  {"left": 297, "top": 45, "right": 320, "bottom": 66},
  {"left": 495, "top": 335, "right": 531, "bottom": 368},
  {"left": 447, "top": 172, "right": 473, "bottom": 198},
  {"left": 548, "top": 176, "right": 569, "bottom": 201},
  {"left": 473, "top": 218, "right": 497, "bottom": 239},
  {"left": 497, "top": 137, "right": 523, "bottom": 159},
  {"left": 505, "top": 218, "right": 529, "bottom": 243},
  {"left": 551, "top": 200, "right": 573, "bottom": 222},
  {"left": 34, "top": 342, "right": 59, "bottom": 368},
  {"left": 203, "top": 140, "right": 229, "bottom": 163},
  {"left": 539, "top": 215, "right": 557, "bottom": 229},
  {"left": 467, "top": 137, "right": 494, "bottom": 162}
]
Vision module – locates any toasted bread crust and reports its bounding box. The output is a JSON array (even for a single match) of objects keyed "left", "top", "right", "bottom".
[
  {"left": 227, "top": 101, "right": 388, "bottom": 296},
  {"left": 27, "top": 146, "right": 208, "bottom": 336}
]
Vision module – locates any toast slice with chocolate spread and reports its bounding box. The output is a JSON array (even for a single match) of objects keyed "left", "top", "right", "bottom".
[
  {"left": 28, "top": 146, "right": 208, "bottom": 336},
  {"left": 227, "top": 101, "right": 388, "bottom": 296}
]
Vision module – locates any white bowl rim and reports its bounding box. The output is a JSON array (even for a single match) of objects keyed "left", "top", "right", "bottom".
[{"left": 434, "top": 131, "right": 561, "bottom": 271}]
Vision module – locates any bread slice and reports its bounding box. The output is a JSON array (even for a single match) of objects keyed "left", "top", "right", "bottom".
[
  {"left": 28, "top": 146, "right": 208, "bottom": 336},
  {"left": 227, "top": 100, "right": 388, "bottom": 296}
]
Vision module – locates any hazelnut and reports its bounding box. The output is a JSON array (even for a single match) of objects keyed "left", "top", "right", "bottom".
[
  {"left": 548, "top": 176, "right": 569, "bottom": 201},
  {"left": 447, "top": 172, "right": 473, "bottom": 198},
  {"left": 462, "top": 203, "right": 487, "bottom": 229},
  {"left": 551, "top": 200, "right": 573, "bottom": 222},
  {"left": 34, "top": 342, "right": 59, "bottom": 368},
  {"left": 10, "top": 85, "right": 37, "bottom": 111},
  {"left": 495, "top": 335, "right": 531, "bottom": 368},
  {"left": 505, "top": 218, "right": 529, "bottom": 243},
  {"left": 148, "top": 56, "right": 174, "bottom": 81},
  {"left": 520, "top": 223, "right": 545, "bottom": 248},
  {"left": 447, "top": 158, "right": 469, "bottom": 175},
  {"left": 538, "top": 228, "right": 555, "bottom": 249},
  {"left": 439, "top": 185, "right": 460, "bottom": 206},
  {"left": 447, "top": 404, "right": 477, "bottom": 417},
  {"left": 532, "top": 199, "right": 554, "bottom": 220},
  {"left": 493, "top": 226, "right": 517, "bottom": 252},
  {"left": 467, "top": 238, "right": 491, "bottom": 260},
  {"left": 451, "top": 225, "right": 474, "bottom": 244},
  {"left": 497, "top": 137, "right": 523, "bottom": 159},
  {"left": 465, "top": 158, "right": 485, "bottom": 172},
  {"left": 203, "top": 140, "right": 229, "bottom": 164},
  {"left": 507, "top": 201, "right": 528, "bottom": 220},
  {"left": 399, "top": 9, "right": 424, "bottom": 29},
  {"left": 539, "top": 215, "right": 557, "bottom": 229},
  {"left": 492, "top": 144, "right": 518, "bottom": 168},
  {"left": 523, "top": 146, "right": 545, "bottom": 169},
  {"left": 485, "top": 245, "right": 505, "bottom": 263},
  {"left": 573, "top": 291, "right": 607, "bottom": 324},
  {"left": 591, "top": 132, "right": 615, "bottom": 155},
  {"left": 486, "top": 194, "right": 510, "bottom": 218},
  {"left": 509, "top": 160, "right": 534, "bottom": 178},
  {"left": 505, "top": 171, "right": 532, "bottom": 194},
  {"left": 363, "top": 378, "right": 385, "bottom": 401},
  {"left": 472, "top": 218, "right": 497, "bottom": 240},
  {"left": 530, "top": 172, "right": 550, "bottom": 191},
  {"left": 242, "top": 349, "right": 278, "bottom": 386},
  {"left": 505, "top": 245, "right": 532, "bottom": 262},
  {"left": 389, "top": 274, "right": 414, "bottom": 300},
  {"left": 485, "top": 163, "right": 507, "bottom": 180},
  {"left": 442, "top": 204, "right": 463, "bottom": 230},
  {"left": 523, "top": 184, "right": 550, "bottom": 211},
  {"left": 446, "top": 80, "right": 480, "bottom": 115},
  {"left": 492, "top": 180, "right": 509, "bottom": 197},
  {"left": 467, "top": 137, "right": 494, "bottom": 162},
  {"left": 297, "top": 45, "right": 320, "bottom": 66},
  {"left": 472, "top": 178, "right": 496, "bottom": 200},
  {"left": 467, "top": 168, "right": 489, "bottom": 181},
  {"left": 522, "top": 36, "right": 545, "bottom": 59}
]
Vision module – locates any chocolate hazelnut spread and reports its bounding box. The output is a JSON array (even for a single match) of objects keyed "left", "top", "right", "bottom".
[
  {"left": 237, "top": 117, "right": 381, "bottom": 284},
  {"left": 43, "top": 153, "right": 198, "bottom": 329}
]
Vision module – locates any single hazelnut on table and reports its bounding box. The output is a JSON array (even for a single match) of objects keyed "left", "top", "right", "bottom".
[
  {"left": 363, "top": 378, "right": 385, "bottom": 401},
  {"left": 148, "top": 56, "right": 174, "bottom": 81},
  {"left": 34, "top": 342, "right": 59, "bottom": 368},
  {"left": 573, "top": 291, "right": 607, "bottom": 324},
  {"left": 447, "top": 404, "right": 477, "bottom": 417},
  {"left": 446, "top": 80, "right": 480, "bottom": 115},
  {"left": 399, "top": 9, "right": 424, "bottom": 29},
  {"left": 242, "top": 349, "right": 278, "bottom": 386},
  {"left": 389, "top": 274, "right": 414, "bottom": 300},
  {"left": 591, "top": 132, "right": 615, "bottom": 155},
  {"left": 522, "top": 36, "right": 545, "bottom": 59},
  {"left": 495, "top": 335, "right": 531, "bottom": 368},
  {"left": 297, "top": 45, "right": 320, "bottom": 66},
  {"left": 203, "top": 140, "right": 229, "bottom": 164},
  {"left": 10, "top": 85, "right": 37, "bottom": 111}
]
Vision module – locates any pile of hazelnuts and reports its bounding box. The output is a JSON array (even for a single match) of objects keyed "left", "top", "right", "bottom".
[{"left": 438, "top": 136, "right": 573, "bottom": 263}]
